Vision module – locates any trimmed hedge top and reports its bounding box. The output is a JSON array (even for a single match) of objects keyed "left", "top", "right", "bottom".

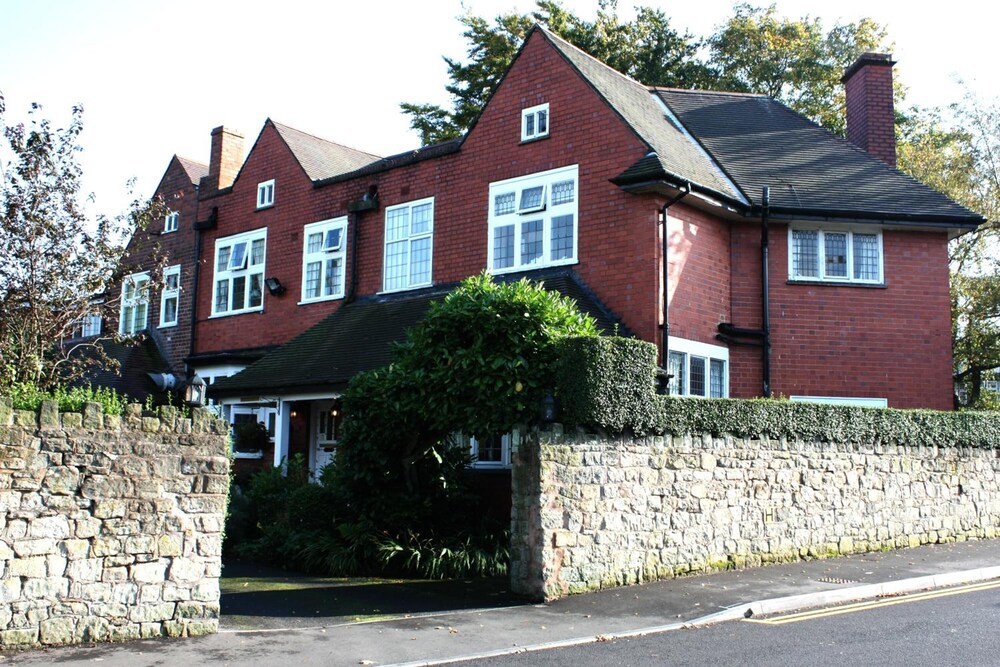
[
  {"left": 660, "top": 397, "right": 1000, "bottom": 449},
  {"left": 553, "top": 336, "right": 1000, "bottom": 448}
]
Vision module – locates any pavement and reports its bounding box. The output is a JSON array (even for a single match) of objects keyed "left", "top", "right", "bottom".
[{"left": 2, "top": 539, "right": 998, "bottom": 666}]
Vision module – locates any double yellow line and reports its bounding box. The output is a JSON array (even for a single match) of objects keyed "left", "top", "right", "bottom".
[{"left": 745, "top": 579, "right": 1000, "bottom": 625}]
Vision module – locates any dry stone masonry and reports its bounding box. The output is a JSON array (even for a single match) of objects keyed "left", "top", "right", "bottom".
[
  {"left": 511, "top": 427, "right": 1000, "bottom": 601},
  {"left": 0, "top": 398, "right": 230, "bottom": 648}
]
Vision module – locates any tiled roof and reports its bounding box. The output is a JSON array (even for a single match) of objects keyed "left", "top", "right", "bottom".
[
  {"left": 175, "top": 156, "right": 208, "bottom": 186},
  {"left": 271, "top": 121, "right": 381, "bottom": 182},
  {"left": 656, "top": 89, "right": 983, "bottom": 222},
  {"left": 315, "top": 138, "right": 463, "bottom": 186},
  {"left": 208, "top": 270, "right": 625, "bottom": 398},
  {"left": 537, "top": 27, "right": 746, "bottom": 204}
]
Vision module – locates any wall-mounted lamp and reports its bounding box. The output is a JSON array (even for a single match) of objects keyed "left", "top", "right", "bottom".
[
  {"left": 290, "top": 409, "right": 298, "bottom": 418},
  {"left": 265, "top": 276, "right": 286, "bottom": 296},
  {"left": 185, "top": 375, "right": 207, "bottom": 407},
  {"left": 540, "top": 394, "right": 558, "bottom": 424}
]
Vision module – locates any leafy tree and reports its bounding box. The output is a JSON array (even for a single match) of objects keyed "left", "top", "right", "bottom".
[
  {"left": 402, "top": 0, "right": 710, "bottom": 145},
  {"left": 707, "top": 3, "right": 890, "bottom": 132},
  {"left": 403, "top": 0, "right": 889, "bottom": 144},
  {"left": 329, "top": 273, "right": 598, "bottom": 534},
  {"left": 0, "top": 95, "right": 165, "bottom": 391},
  {"left": 898, "top": 95, "right": 1000, "bottom": 407}
]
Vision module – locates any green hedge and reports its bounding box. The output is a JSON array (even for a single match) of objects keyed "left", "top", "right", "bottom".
[
  {"left": 661, "top": 398, "right": 1000, "bottom": 448},
  {"left": 555, "top": 337, "right": 662, "bottom": 435},
  {"left": 552, "top": 337, "right": 1000, "bottom": 447}
]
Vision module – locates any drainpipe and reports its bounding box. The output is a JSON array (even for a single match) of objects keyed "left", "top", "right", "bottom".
[
  {"left": 660, "top": 182, "right": 691, "bottom": 393},
  {"left": 761, "top": 186, "right": 772, "bottom": 398},
  {"left": 189, "top": 206, "right": 218, "bottom": 380},
  {"left": 346, "top": 185, "right": 379, "bottom": 304}
]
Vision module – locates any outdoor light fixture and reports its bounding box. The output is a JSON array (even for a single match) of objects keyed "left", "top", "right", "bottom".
[
  {"left": 265, "top": 276, "right": 286, "bottom": 296},
  {"left": 540, "top": 394, "right": 557, "bottom": 424},
  {"left": 185, "top": 375, "right": 207, "bottom": 407}
]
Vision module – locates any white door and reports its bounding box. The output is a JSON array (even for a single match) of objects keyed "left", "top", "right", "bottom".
[{"left": 312, "top": 400, "right": 341, "bottom": 474}]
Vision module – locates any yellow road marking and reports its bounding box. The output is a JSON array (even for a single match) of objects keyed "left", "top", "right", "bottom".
[{"left": 745, "top": 579, "right": 1000, "bottom": 625}]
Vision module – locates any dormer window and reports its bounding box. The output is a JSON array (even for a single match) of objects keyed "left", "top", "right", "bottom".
[
  {"left": 164, "top": 211, "right": 179, "bottom": 233},
  {"left": 521, "top": 103, "right": 550, "bottom": 142},
  {"left": 257, "top": 180, "right": 275, "bottom": 209}
]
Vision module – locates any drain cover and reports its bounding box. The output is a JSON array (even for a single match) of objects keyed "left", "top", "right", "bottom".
[{"left": 816, "top": 576, "right": 858, "bottom": 584}]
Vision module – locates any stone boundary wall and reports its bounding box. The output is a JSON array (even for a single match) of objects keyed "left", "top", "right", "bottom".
[
  {"left": 511, "top": 428, "right": 1000, "bottom": 601},
  {"left": 0, "top": 398, "right": 230, "bottom": 648}
]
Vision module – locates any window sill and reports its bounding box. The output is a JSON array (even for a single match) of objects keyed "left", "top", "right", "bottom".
[
  {"left": 255, "top": 203, "right": 274, "bottom": 211},
  {"left": 162, "top": 229, "right": 177, "bottom": 235},
  {"left": 233, "top": 450, "right": 264, "bottom": 460},
  {"left": 786, "top": 279, "right": 886, "bottom": 289},
  {"left": 208, "top": 308, "right": 264, "bottom": 319},
  {"left": 468, "top": 462, "right": 512, "bottom": 470},
  {"left": 490, "top": 258, "right": 577, "bottom": 276},
  {"left": 158, "top": 323, "right": 178, "bottom": 329},
  {"left": 379, "top": 282, "right": 433, "bottom": 296},
  {"left": 519, "top": 134, "right": 550, "bottom": 145},
  {"left": 297, "top": 294, "right": 345, "bottom": 306}
]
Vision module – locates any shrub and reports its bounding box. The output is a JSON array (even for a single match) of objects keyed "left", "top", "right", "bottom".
[
  {"left": 7, "top": 382, "right": 128, "bottom": 415},
  {"left": 556, "top": 336, "right": 661, "bottom": 435}
]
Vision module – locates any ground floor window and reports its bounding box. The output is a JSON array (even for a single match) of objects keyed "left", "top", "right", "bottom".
[
  {"left": 667, "top": 336, "right": 729, "bottom": 398},
  {"left": 230, "top": 405, "right": 277, "bottom": 459},
  {"left": 458, "top": 431, "right": 517, "bottom": 468},
  {"left": 789, "top": 396, "right": 887, "bottom": 408}
]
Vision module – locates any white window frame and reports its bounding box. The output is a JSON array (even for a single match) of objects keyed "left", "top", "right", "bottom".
[
  {"left": 382, "top": 197, "right": 434, "bottom": 293},
  {"left": 72, "top": 313, "right": 102, "bottom": 339},
  {"left": 257, "top": 179, "right": 275, "bottom": 209},
  {"left": 164, "top": 211, "right": 179, "bottom": 234},
  {"left": 667, "top": 336, "right": 729, "bottom": 398},
  {"left": 488, "top": 165, "right": 578, "bottom": 274},
  {"left": 230, "top": 404, "right": 277, "bottom": 460},
  {"left": 300, "top": 217, "right": 348, "bottom": 304},
  {"left": 119, "top": 271, "right": 150, "bottom": 335},
  {"left": 159, "top": 264, "right": 181, "bottom": 328},
  {"left": 211, "top": 228, "right": 267, "bottom": 318},
  {"left": 788, "top": 225, "right": 883, "bottom": 284},
  {"left": 462, "top": 431, "right": 518, "bottom": 469},
  {"left": 521, "top": 103, "right": 550, "bottom": 142}
]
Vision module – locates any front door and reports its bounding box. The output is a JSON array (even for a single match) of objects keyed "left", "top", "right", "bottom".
[{"left": 311, "top": 399, "right": 342, "bottom": 475}]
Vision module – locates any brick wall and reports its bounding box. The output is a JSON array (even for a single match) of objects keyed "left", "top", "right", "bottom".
[
  {"left": 729, "top": 224, "right": 954, "bottom": 409},
  {"left": 0, "top": 398, "right": 229, "bottom": 647}
]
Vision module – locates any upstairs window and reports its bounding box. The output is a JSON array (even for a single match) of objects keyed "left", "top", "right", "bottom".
[
  {"left": 71, "top": 314, "right": 102, "bottom": 339},
  {"left": 667, "top": 337, "right": 728, "bottom": 398},
  {"left": 301, "top": 217, "right": 348, "bottom": 303},
  {"left": 120, "top": 272, "right": 150, "bottom": 335},
  {"left": 521, "top": 103, "right": 550, "bottom": 142},
  {"left": 789, "top": 227, "right": 882, "bottom": 284},
  {"left": 257, "top": 180, "right": 275, "bottom": 209},
  {"left": 159, "top": 264, "right": 181, "bottom": 327},
  {"left": 212, "top": 229, "right": 266, "bottom": 316},
  {"left": 488, "top": 165, "right": 578, "bottom": 273},
  {"left": 383, "top": 198, "right": 433, "bottom": 292},
  {"left": 164, "top": 211, "right": 179, "bottom": 233}
]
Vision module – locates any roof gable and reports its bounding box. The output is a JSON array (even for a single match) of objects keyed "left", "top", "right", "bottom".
[{"left": 271, "top": 121, "right": 380, "bottom": 182}]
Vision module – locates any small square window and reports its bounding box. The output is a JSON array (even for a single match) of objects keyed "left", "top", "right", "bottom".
[
  {"left": 257, "top": 180, "right": 275, "bottom": 209},
  {"left": 521, "top": 103, "right": 550, "bottom": 142},
  {"left": 164, "top": 212, "right": 179, "bottom": 233}
]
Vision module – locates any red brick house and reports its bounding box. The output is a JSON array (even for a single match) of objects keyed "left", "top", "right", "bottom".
[{"left": 118, "top": 28, "right": 981, "bottom": 474}]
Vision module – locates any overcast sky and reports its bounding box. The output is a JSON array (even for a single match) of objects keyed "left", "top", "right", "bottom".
[{"left": 2, "top": 0, "right": 997, "bottom": 219}]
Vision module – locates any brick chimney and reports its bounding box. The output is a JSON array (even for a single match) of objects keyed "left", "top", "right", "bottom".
[
  {"left": 207, "top": 126, "right": 244, "bottom": 191},
  {"left": 842, "top": 53, "right": 897, "bottom": 168}
]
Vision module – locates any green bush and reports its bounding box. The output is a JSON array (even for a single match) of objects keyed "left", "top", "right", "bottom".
[
  {"left": 7, "top": 382, "right": 128, "bottom": 416},
  {"left": 556, "top": 337, "right": 661, "bottom": 435}
]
